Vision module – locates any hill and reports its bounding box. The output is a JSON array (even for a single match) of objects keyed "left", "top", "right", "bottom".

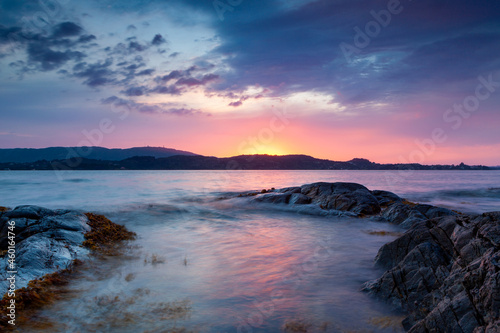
[
  {"left": 0, "top": 153, "right": 490, "bottom": 171},
  {"left": 0, "top": 146, "right": 198, "bottom": 163}
]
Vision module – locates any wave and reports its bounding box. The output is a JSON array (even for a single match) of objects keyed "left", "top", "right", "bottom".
[
  {"left": 431, "top": 187, "right": 500, "bottom": 199},
  {"left": 62, "top": 178, "right": 92, "bottom": 183}
]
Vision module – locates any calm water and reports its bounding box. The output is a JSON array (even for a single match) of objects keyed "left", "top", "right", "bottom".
[{"left": 1, "top": 170, "right": 500, "bottom": 332}]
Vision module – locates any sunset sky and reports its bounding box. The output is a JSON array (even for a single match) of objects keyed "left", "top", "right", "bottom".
[{"left": 1, "top": 0, "right": 499, "bottom": 165}]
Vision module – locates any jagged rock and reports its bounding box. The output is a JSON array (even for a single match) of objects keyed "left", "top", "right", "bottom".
[
  {"left": 364, "top": 213, "right": 500, "bottom": 332},
  {"left": 0, "top": 206, "right": 91, "bottom": 292},
  {"left": 248, "top": 182, "right": 382, "bottom": 215},
  {"left": 276, "top": 187, "right": 301, "bottom": 194},
  {"left": 372, "top": 190, "right": 403, "bottom": 207},
  {"left": 253, "top": 193, "right": 291, "bottom": 204},
  {"left": 382, "top": 202, "right": 427, "bottom": 227},
  {"left": 289, "top": 193, "right": 311, "bottom": 205},
  {"left": 298, "top": 182, "right": 381, "bottom": 215},
  {"left": 413, "top": 204, "right": 457, "bottom": 219}
]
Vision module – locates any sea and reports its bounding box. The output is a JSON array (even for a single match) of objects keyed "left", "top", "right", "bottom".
[{"left": 1, "top": 170, "right": 499, "bottom": 332}]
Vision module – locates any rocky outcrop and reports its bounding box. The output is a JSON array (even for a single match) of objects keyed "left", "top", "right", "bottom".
[
  {"left": 363, "top": 212, "right": 500, "bottom": 332},
  {"left": 251, "top": 182, "right": 382, "bottom": 216},
  {"left": 0, "top": 206, "right": 135, "bottom": 297},
  {"left": 0, "top": 206, "right": 91, "bottom": 293}
]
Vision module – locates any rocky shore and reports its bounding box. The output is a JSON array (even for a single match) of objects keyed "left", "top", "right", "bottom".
[
  {"left": 0, "top": 206, "right": 135, "bottom": 328},
  {"left": 1, "top": 182, "right": 498, "bottom": 332},
  {"left": 234, "top": 182, "right": 500, "bottom": 332}
]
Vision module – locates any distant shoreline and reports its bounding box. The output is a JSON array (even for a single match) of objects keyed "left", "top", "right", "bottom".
[{"left": 0, "top": 154, "right": 493, "bottom": 171}]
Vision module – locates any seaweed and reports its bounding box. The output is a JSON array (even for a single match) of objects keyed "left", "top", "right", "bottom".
[
  {"left": 0, "top": 259, "right": 82, "bottom": 330},
  {"left": 83, "top": 213, "right": 136, "bottom": 255}
]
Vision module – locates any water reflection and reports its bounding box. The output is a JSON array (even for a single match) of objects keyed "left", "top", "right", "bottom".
[{"left": 23, "top": 203, "right": 405, "bottom": 333}]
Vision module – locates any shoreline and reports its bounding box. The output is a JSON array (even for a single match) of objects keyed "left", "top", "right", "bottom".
[
  {"left": 1, "top": 181, "right": 499, "bottom": 332},
  {"left": 0, "top": 208, "right": 135, "bottom": 330}
]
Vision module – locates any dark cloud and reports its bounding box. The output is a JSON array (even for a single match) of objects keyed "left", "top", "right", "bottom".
[
  {"left": 52, "top": 22, "right": 83, "bottom": 38},
  {"left": 137, "top": 68, "right": 155, "bottom": 76},
  {"left": 150, "top": 85, "right": 181, "bottom": 95},
  {"left": 152, "top": 34, "right": 166, "bottom": 45},
  {"left": 0, "top": 25, "right": 23, "bottom": 45},
  {"left": 78, "top": 34, "right": 96, "bottom": 43},
  {"left": 73, "top": 58, "right": 115, "bottom": 87},
  {"left": 125, "top": 63, "right": 144, "bottom": 71},
  {"left": 194, "top": 0, "right": 500, "bottom": 104},
  {"left": 128, "top": 41, "right": 146, "bottom": 52},
  {"left": 169, "top": 52, "right": 180, "bottom": 58},
  {"left": 122, "top": 86, "right": 145, "bottom": 96},
  {"left": 159, "top": 70, "right": 183, "bottom": 82},
  {"left": 27, "top": 43, "right": 85, "bottom": 71},
  {"left": 101, "top": 95, "right": 207, "bottom": 116},
  {"left": 127, "top": 24, "right": 137, "bottom": 32}
]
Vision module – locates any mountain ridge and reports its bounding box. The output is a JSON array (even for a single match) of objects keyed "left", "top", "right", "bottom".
[
  {"left": 0, "top": 146, "right": 198, "bottom": 163},
  {"left": 0, "top": 149, "right": 491, "bottom": 170}
]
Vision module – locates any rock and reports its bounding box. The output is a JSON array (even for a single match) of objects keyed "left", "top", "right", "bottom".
[
  {"left": 364, "top": 212, "right": 500, "bottom": 332},
  {"left": 289, "top": 193, "right": 311, "bottom": 205},
  {"left": 299, "top": 182, "right": 381, "bottom": 215},
  {"left": 276, "top": 187, "right": 301, "bottom": 194},
  {"left": 0, "top": 206, "right": 91, "bottom": 292},
  {"left": 413, "top": 204, "right": 457, "bottom": 219},
  {"left": 372, "top": 190, "right": 403, "bottom": 207},
  {"left": 253, "top": 193, "right": 291, "bottom": 204},
  {"left": 382, "top": 202, "right": 427, "bottom": 228}
]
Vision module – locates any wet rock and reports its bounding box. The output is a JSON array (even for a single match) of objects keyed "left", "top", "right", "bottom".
[
  {"left": 276, "top": 187, "right": 301, "bottom": 194},
  {"left": 372, "top": 190, "right": 403, "bottom": 207},
  {"left": 382, "top": 202, "right": 427, "bottom": 228},
  {"left": 299, "top": 182, "right": 381, "bottom": 215},
  {"left": 0, "top": 206, "right": 91, "bottom": 292},
  {"left": 364, "top": 212, "right": 500, "bottom": 332},
  {"left": 289, "top": 193, "right": 311, "bottom": 205},
  {"left": 413, "top": 204, "right": 457, "bottom": 219},
  {"left": 253, "top": 193, "right": 291, "bottom": 204}
]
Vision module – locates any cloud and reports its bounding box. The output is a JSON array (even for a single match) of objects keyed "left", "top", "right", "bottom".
[
  {"left": 137, "top": 68, "right": 155, "bottom": 76},
  {"left": 159, "top": 70, "right": 183, "bottom": 82},
  {"left": 176, "top": 73, "right": 219, "bottom": 86},
  {"left": 101, "top": 95, "right": 208, "bottom": 116},
  {"left": 150, "top": 85, "right": 181, "bottom": 95},
  {"left": 27, "top": 43, "right": 85, "bottom": 71},
  {"left": 228, "top": 100, "right": 242, "bottom": 107},
  {"left": 152, "top": 34, "right": 166, "bottom": 45},
  {"left": 73, "top": 58, "right": 115, "bottom": 87},
  {"left": 78, "top": 34, "right": 96, "bottom": 43},
  {"left": 167, "top": 108, "right": 205, "bottom": 116},
  {"left": 52, "top": 22, "right": 83, "bottom": 38},
  {"left": 122, "top": 86, "right": 145, "bottom": 96}
]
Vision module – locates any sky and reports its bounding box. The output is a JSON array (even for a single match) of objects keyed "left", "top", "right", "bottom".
[{"left": 0, "top": 0, "right": 499, "bottom": 165}]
